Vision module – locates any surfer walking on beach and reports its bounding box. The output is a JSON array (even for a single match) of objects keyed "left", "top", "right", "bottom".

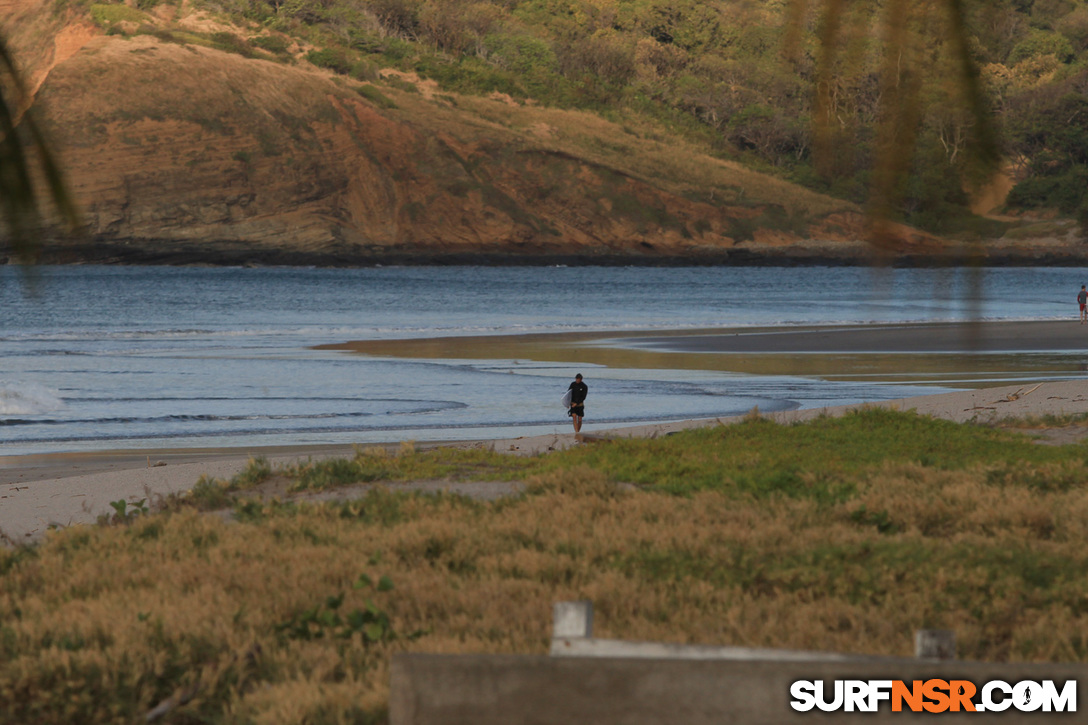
[
  {"left": 567, "top": 373, "right": 588, "bottom": 435},
  {"left": 1079, "top": 285, "right": 1087, "bottom": 324}
]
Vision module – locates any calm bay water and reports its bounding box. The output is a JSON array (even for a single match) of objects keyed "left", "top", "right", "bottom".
[{"left": 1, "top": 265, "right": 1085, "bottom": 455}]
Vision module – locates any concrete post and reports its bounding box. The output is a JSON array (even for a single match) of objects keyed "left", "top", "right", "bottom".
[
  {"left": 553, "top": 601, "right": 593, "bottom": 639},
  {"left": 915, "top": 629, "right": 955, "bottom": 660}
]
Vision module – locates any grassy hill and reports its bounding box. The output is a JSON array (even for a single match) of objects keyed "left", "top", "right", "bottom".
[{"left": 6, "top": 0, "right": 1088, "bottom": 261}]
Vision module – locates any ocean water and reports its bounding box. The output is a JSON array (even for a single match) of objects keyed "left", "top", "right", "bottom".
[{"left": 1, "top": 265, "right": 1085, "bottom": 455}]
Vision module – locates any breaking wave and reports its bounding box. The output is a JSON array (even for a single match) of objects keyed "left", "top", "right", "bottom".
[{"left": 0, "top": 382, "right": 65, "bottom": 416}]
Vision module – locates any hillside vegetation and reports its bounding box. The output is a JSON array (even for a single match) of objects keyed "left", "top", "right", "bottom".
[
  {"left": 189, "top": 0, "right": 1088, "bottom": 234},
  {"left": 55, "top": 1, "right": 1088, "bottom": 228},
  {"left": 0, "top": 0, "right": 862, "bottom": 262},
  {"left": 6, "top": 0, "right": 1088, "bottom": 261}
]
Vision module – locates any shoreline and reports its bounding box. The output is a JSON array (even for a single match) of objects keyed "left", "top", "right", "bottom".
[
  {"left": 6, "top": 318, "right": 1087, "bottom": 463},
  {"left": 5, "top": 379, "right": 1088, "bottom": 544},
  {"left": 24, "top": 237, "right": 1088, "bottom": 268},
  {"left": 7, "top": 317, "right": 1088, "bottom": 469},
  {"left": 6, "top": 318, "right": 1088, "bottom": 544}
]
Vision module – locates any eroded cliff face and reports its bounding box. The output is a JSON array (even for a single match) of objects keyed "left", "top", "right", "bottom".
[{"left": 8, "top": 6, "right": 954, "bottom": 264}]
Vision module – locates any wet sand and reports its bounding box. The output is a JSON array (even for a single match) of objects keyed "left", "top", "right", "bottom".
[{"left": 622, "top": 320, "right": 1088, "bottom": 354}]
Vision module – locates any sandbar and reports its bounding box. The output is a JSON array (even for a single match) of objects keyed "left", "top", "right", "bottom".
[
  {"left": 621, "top": 320, "right": 1088, "bottom": 354},
  {"left": 318, "top": 319, "right": 1088, "bottom": 384}
]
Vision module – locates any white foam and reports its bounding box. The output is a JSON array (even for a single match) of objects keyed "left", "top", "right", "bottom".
[{"left": 0, "top": 382, "right": 65, "bottom": 416}]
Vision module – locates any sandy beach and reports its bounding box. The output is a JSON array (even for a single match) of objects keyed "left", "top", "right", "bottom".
[{"left": 4, "top": 374, "right": 1088, "bottom": 545}]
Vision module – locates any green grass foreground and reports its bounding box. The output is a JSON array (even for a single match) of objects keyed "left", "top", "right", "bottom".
[{"left": 5, "top": 409, "right": 1088, "bottom": 723}]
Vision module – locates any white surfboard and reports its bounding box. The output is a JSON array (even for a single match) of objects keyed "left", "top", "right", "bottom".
[{"left": 561, "top": 389, "right": 572, "bottom": 408}]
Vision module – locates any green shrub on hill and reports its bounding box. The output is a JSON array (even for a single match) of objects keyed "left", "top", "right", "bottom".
[
  {"left": 250, "top": 34, "right": 290, "bottom": 54},
  {"left": 413, "top": 54, "right": 524, "bottom": 96},
  {"left": 356, "top": 84, "right": 397, "bottom": 107},
  {"left": 1008, "top": 28, "right": 1076, "bottom": 65},
  {"left": 307, "top": 47, "right": 353, "bottom": 74},
  {"left": 209, "top": 31, "right": 256, "bottom": 57},
  {"left": 88, "top": 2, "right": 147, "bottom": 26}
]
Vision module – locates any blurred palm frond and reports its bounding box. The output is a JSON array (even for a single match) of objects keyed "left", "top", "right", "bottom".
[
  {"left": 787, "top": 0, "right": 1002, "bottom": 253},
  {"left": 0, "top": 34, "right": 80, "bottom": 264}
]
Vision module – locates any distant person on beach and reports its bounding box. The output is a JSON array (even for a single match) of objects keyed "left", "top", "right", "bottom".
[
  {"left": 1079, "top": 285, "right": 1087, "bottom": 324},
  {"left": 568, "top": 373, "right": 588, "bottom": 434}
]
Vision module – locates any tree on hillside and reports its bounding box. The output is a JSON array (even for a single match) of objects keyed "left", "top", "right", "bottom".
[
  {"left": 0, "top": 34, "right": 79, "bottom": 264},
  {"left": 1005, "top": 70, "right": 1088, "bottom": 222}
]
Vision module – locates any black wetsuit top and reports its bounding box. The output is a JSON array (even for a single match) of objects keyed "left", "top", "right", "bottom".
[{"left": 568, "top": 381, "right": 588, "bottom": 406}]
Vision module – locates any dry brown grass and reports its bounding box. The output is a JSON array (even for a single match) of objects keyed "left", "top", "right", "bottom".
[
  {"left": 53, "top": 28, "right": 846, "bottom": 226},
  {"left": 395, "top": 89, "right": 852, "bottom": 219},
  {"left": 5, "top": 442, "right": 1088, "bottom": 722}
]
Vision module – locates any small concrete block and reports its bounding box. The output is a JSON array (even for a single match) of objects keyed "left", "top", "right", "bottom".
[
  {"left": 915, "top": 629, "right": 955, "bottom": 660},
  {"left": 553, "top": 601, "right": 593, "bottom": 639}
]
